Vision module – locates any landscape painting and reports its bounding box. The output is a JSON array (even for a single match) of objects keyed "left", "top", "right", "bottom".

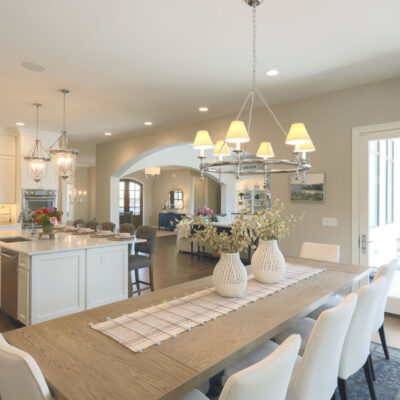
[{"left": 290, "top": 173, "right": 325, "bottom": 202}]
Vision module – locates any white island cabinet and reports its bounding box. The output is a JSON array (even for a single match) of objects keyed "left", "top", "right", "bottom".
[
  {"left": 0, "top": 230, "right": 145, "bottom": 326},
  {"left": 86, "top": 245, "right": 128, "bottom": 310},
  {"left": 31, "top": 250, "right": 85, "bottom": 325}
]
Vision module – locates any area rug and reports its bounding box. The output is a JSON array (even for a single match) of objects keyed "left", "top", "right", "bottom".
[{"left": 208, "top": 343, "right": 400, "bottom": 399}]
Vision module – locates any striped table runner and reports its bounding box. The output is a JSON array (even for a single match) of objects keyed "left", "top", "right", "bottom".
[{"left": 91, "top": 264, "right": 325, "bottom": 353}]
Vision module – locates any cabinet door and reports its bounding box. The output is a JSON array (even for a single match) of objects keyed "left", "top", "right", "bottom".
[
  {"left": 86, "top": 245, "right": 128, "bottom": 309},
  {"left": 0, "top": 155, "right": 15, "bottom": 204},
  {"left": 17, "top": 267, "right": 30, "bottom": 325},
  {"left": 31, "top": 250, "right": 85, "bottom": 324}
]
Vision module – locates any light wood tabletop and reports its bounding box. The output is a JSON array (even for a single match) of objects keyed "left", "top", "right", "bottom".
[{"left": 4, "top": 257, "right": 370, "bottom": 400}]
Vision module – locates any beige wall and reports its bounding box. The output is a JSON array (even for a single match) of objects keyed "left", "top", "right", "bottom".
[
  {"left": 72, "top": 166, "right": 96, "bottom": 222},
  {"left": 96, "top": 77, "right": 400, "bottom": 263}
]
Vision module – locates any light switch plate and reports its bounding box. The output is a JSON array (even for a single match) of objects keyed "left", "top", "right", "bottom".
[{"left": 322, "top": 217, "right": 338, "bottom": 227}]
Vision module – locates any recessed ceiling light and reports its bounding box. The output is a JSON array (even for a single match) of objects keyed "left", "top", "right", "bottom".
[
  {"left": 144, "top": 121, "right": 153, "bottom": 126},
  {"left": 199, "top": 107, "right": 209, "bottom": 112},
  {"left": 104, "top": 132, "right": 112, "bottom": 136},
  {"left": 16, "top": 122, "right": 25, "bottom": 126},
  {"left": 266, "top": 69, "right": 279, "bottom": 77},
  {"left": 21, "top": 62, "right": 46, "bottom": 72}
]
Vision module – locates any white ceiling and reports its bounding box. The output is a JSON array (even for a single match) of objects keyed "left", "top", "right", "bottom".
[{"left": 1, "top": 0, "right": 400, "bottom": 144}]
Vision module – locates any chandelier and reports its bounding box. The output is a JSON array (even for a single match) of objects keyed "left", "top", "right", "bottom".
[
  {"left": 145, "top": 166, "right": 161, "bottom": 179},
  {"left": 24, "top": 103, "right": 51, "bottom": 183},
  {"left": 193, "top": 0, "right": 314, "bottom": 208},
  {"left": 49, "top": 89, "right": 79, "bottom": 180},
  {"left": 68, "top": 186, "right": 87, "bottom": 205}
]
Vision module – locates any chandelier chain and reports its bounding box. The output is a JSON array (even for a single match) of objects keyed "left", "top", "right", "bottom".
[
  {"left": 35, "top": 104, "right": 39, "bottom": 140},
  {"left": 252, "top": 5, "right": 257, "bottom": 89}
]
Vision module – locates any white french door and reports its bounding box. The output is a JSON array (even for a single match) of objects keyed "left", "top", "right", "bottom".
[{"left": 352, "top": 122, "right": 400, "bottom": 267}]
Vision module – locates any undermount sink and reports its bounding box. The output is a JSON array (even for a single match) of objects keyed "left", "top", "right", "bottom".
[{"left": 0, "top": 237, "right": 31, "bottom": 243}]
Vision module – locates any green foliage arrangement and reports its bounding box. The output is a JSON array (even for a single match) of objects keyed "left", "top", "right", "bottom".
[
  {"left": 253, "top": 199, "right": 303, "bottom": 241},
  {"left": 188, "top": 211, "right": 256, "bottom": 254}
]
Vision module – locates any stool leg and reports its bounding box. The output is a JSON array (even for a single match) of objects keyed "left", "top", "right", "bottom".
[
  {"left": 149, "top": 265, "right": 154, "bottom": 291},
  {"left": 135, "top": 269, "right": 140, "bottom": 295},
  {"left": 338, "top": 378, "right": 347, "bottom": 400},
  {"left": 363, "top": 358, "right": 377, "bottom": 400},
  {"left": 128, "top": 270, "right": 133, "bottom": 298}
]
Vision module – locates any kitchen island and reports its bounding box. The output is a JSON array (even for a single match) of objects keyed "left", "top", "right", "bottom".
[{"left": 0, "top": 229, "right": 146, "bottom": 326}]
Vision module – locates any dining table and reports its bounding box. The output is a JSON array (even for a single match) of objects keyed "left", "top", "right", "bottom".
[{"left": 3, "top": 257, "right": 370, "bottom": 400}]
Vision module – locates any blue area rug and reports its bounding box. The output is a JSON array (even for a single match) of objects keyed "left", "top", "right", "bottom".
[{"left": 342, "top": 343, "right": 400, "bottom": 399}]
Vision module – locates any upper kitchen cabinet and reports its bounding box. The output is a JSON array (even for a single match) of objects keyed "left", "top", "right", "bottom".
[{"left": 0, "top": 135, "right": 16, "bottom": 204}]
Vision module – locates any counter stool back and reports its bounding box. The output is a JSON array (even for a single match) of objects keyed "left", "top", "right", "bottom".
[{"left": 128, "top": 226, "right": 157, "bottom": 296}]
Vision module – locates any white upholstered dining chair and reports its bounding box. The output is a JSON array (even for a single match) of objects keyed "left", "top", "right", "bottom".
[
  {"left": 299, "top": 242, "right": 340, "bottom": 263},
  {"left": 222, "top": 293, "right": 357, "bottom": 400},
  {"left": 275, "top": 277, "right": 386, "bottom": 400},
  {"left": 308, "top": 260, "right": 397, "bottom": 359},
  {"left": 0, "top": 333, "right": 53, "bottom": 400},
  {"left": 180, "top": 334, "right": 301, "bottom": 400}
]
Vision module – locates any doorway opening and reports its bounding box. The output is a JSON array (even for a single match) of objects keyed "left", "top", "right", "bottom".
[{"left": 119, "top": 179, "right": 143, "bottom": 227}]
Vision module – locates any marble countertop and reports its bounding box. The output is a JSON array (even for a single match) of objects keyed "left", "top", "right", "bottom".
[{"left": 0, "top": 229, "right": 146, "bottom": 256}]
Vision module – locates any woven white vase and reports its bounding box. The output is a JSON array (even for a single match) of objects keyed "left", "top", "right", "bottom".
[
  {"left": 251, "top": 240, "right": 285, "bottom": 283},
  {"left": 213, "top": 252, "right": 247, "bottom": 297}
]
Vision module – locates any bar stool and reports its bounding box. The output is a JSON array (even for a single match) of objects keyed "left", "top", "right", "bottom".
[
  {"left": 128, "top": 226, "right": 157, "bottom": 296},
  {"left": 101, "top": 221, "right": 116, "bottom": 232}
]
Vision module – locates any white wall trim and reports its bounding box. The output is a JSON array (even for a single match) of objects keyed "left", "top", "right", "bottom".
[{"left": 351, "top": 120, "right": 400, "bottom": 264}]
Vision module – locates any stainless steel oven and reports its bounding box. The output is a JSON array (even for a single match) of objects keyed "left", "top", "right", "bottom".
[{"left": 21, "top": 189, "right": 57, "bottom": 229}]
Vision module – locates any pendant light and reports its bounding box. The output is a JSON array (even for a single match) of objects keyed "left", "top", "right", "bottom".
[
  {"left": 49, "top": 89, "right": 79, "bottom": 180},
  {"left": 24, "top": 103, "right": 51, "bottom": 183}
]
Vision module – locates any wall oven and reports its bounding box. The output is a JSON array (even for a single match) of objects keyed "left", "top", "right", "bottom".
[{"left": 21, "top": 189, "right": 57, "bottom": 229}]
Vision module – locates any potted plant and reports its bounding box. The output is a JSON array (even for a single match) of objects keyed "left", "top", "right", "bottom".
[
  {"left": 251, "top": 200, "right": 303, "bottom": 283},
  {"left": 189, "top": 212, "right": 256, "bottom": 297},
  {"left": 31, "top": 207, "right": 63, "bottom": 234}
]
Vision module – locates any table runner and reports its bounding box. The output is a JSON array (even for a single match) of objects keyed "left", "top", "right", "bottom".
[{"left": 90, "top": 264, "right": 325, "bottom": 353}]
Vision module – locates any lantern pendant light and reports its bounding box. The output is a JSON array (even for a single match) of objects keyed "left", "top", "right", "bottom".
[
  {"left": 49, "top": 89, "right": 79, "bottom": 180},
  {"left": 24, "top": 103, "right": 51, "bottom": 183}
]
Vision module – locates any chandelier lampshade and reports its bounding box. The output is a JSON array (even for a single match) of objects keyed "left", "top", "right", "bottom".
[
  {"left": 213, "top": 141, "right": 230, "bottom": 158},
  {"left": 294, "top": 140, "right": 316, "bottom": 153},
  {"left": 285, "top": 123, "right": 311, "bottom": 145},
  {"left": 49, "top": 89, "right": 79, "bottom": 180},
  {"left": 256, "top": 142, "right": 274, "bottom": 159},
  {"left": 24, "top": 103, "right": 51, "bottom": 183},
  {"left": 193, "top": 130, "right": 213, "bottom": 149},
  {"left": 225, "top": 121, "right": 250, "bottom": 144}
]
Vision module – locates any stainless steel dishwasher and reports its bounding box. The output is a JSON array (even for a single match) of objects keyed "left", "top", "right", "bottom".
[{"left": 1, "top": 248, "right": 18, "bottom": 319}]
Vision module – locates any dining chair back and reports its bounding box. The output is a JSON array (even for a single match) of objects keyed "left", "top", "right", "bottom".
[
  {"left": 0, "top": 333, "right": 53, "bottom": 400},
  {"left": 220, "top": 335, "right": 301, "bottom": 400},
  {"left": 85, "top": 220, "right": 97, "bottom": 230},
  {"left": 299, "top": 242, "right": 340, "bottom": 263},
  {"left": 119, "top": 223, "right": 135, "bottom": 235},
  {"left": 287, "top": 293, "right": 357, "bottom": 400},
  {"left": 337, "top": 277, "right": 386, "bottom": 399},
  {"left": 72, "top": 218, "right": 84, "bottom": 228},
  {"left": 101, "top": 221, "right": 116, "bottom": 232},
  {"left": 372, "top": 261, "right": 397, "bottom": 360}
]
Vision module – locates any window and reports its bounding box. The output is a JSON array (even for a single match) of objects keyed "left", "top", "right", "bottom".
[
  {"left": 368, "top": 139, "right": 395, "bottom": 228},
  {"left": 119, "top": 179, "right": 142, "bottom": 215}
]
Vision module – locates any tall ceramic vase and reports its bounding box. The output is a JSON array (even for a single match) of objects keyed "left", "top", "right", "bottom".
[
  {"left": 251, "top": 240, "right": 285, "bottom": 283},
  {"left": 213, "top": 252, "right": 247, "bottom": 297}
]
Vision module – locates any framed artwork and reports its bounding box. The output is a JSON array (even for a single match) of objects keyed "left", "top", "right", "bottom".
[{"left": 290, "top": 173, "right": 325, "bottom": 202}]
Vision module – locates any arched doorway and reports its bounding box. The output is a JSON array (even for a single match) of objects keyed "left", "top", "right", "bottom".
[{"left": 119, "top": 179, "right": 143, "bottom": 227}]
